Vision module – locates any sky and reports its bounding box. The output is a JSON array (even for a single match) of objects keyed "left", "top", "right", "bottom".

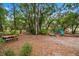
[
  {"left": 3, "top": 3, "right": 13, "bottom": 10},
  {"left": 3, "top": 3, "right": 63, "bottom": 10},
  {"left": 3, "top": 3, "right": 78, "bottom": 12}
]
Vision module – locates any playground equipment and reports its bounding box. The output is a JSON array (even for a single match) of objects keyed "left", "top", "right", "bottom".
[{"left": 56, "top": 27, "right": 64, "bottom": 36}]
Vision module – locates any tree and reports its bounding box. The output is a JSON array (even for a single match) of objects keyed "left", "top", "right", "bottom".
[{"left": 0, "top": 4, "right": 8, "bottom": 32}]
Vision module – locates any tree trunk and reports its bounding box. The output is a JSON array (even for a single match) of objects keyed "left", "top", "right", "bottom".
[
  {"left": 72, "top": 24, "right": 78, "bottom": 34},
  {"left": 34, "top": 4, "right": 38, "bottom": 35},
  {"left": 13, "top": 4, "right": 16, "bottom": 30}
]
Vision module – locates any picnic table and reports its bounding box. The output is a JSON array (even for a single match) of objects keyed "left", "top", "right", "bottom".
[{"left": 2, "top": 35, "right": 18, "bottom": 41}]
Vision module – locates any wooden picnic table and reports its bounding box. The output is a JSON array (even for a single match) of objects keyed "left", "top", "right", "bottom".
[{"left": 2, "top": 35, "right": 18, "bottom": 41}]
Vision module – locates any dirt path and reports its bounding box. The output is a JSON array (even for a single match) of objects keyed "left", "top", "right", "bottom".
[
  {"left": 53, "top": 36, "right": 79, "bottom": 50},
  {"left": 4, "top": 34, "right": 79, "bottom": 56}
]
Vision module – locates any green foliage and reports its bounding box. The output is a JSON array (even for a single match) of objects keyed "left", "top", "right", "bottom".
[
  {"left": 40, "top": 28, "right": 48, "bottom": 35},
  {"left": 4, "top": 48, "right": 16, "bottom": 56},
  {"left": 10, "top": 30, "right": 18, "bottom": 35},
  {"left": 20, "top": 43, "right": 32, "bottom": 56},
  {"left": 0, "top": 32, "right": 3, "bottom": 37},
  {"left": 1, "top": 3, "right": 79, "bottom": 35},
  {"left": 3, "top": 30, "right": 19, "bottom": 35},
  {"left": 30, "top": 28, "right": 36, "bottom": 35},
  {"left": 52, "top": 28, "right": 57, "bottom": 33},
  {"left": 0, "top": 38, "right": 5, "bottom": 44},
  {"left": 3, "top": 30, "right": 11, "bottom": 35}
]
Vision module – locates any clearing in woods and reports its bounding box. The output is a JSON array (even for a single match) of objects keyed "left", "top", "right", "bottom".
[{"left": 4, "top": 34, "right": 79, "bottom": 56}]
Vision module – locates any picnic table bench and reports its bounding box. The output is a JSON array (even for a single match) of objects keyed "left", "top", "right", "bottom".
[{"left": 2, "top": 35, "right": 18, "bottom": 41}]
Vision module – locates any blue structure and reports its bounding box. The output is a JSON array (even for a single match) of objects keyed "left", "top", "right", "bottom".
[{"left": 57, "top": 27, "right": 64, "bottom": 36}]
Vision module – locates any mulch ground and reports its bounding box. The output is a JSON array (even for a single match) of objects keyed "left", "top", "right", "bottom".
[{"left": 2, "top": 34, "right": 79, "bottom": 56}]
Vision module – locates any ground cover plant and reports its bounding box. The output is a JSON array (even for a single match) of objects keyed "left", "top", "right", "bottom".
[
  {"left": 4, "top": 48, "right": 16, "bottom": 56},
  {"left": 0, "top": 38, "right": 5, "bottom": 44},
  {"left": 20, "top": 43, "right": 32, "bottom": 56}
]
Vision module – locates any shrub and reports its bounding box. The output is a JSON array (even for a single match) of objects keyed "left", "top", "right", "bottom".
[
  {"left": 20, "top": 43, "right": 32, "bottom": 56},
  {"left": 40, "top": 29, "right": 48, "bottom": 35},
  {"left": 0, "top": 38, "right": 6, "bottom": 56},
  {"left": 30, "top": 28, "right": 36, "bottom": 35},
  {"left": 0, "top": 32, "right": 3, "bottom": 37},
  {"left": 10, "top": 30, "right": 17, "bottom": 35},
  {"left": 3, "top": 30, "right": 11, "bottom": 35},
  {"left": 4, "top": 48, "right": 16, "bottom": 56},
  {"left": 0, "top": 38, "right": 5, "bottom": 44}
]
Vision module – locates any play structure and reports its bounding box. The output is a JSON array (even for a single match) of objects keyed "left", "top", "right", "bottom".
[{"left": 56, "top": 27, "right": 64, "bottom": 36}]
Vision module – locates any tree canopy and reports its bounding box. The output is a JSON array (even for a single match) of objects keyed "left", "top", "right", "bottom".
[{"left": 0, "top": 3, "right": 79, "bottom": 35}]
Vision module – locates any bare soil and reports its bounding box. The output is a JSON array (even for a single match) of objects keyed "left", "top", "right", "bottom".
[{"left": 3, "top": 34, "right": 79, "bottom": 56}]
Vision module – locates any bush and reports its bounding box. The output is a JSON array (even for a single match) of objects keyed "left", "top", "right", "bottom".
[
  {"left": 4, "top": 48, "right": 16, "bottom": 56},
  {"left": 30, "top": 28, "right": 36, "bottom": 35},
  {"left": 0, "top": 38, "right": 5, "bottom": 56},
  {"left": 3, "top": 30, "right": 11, "bottom": 35},
  {"left": 40, "top": 29, "right": 48, "bottom": 35},
  {"left": 4, "top": 30, "right": 19, "bottom": 35},
  {"left": 10, "top": 30, "right": 18, "bottom": 35},
  {"left": 20, "top": 43, "right": 32, "bottom": 56},
  {"left": 0, "top": 38, "right": 5, "bottom": 44},
  {"left": 0, "top": 32, "right": 3, "bottom": 37}
]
